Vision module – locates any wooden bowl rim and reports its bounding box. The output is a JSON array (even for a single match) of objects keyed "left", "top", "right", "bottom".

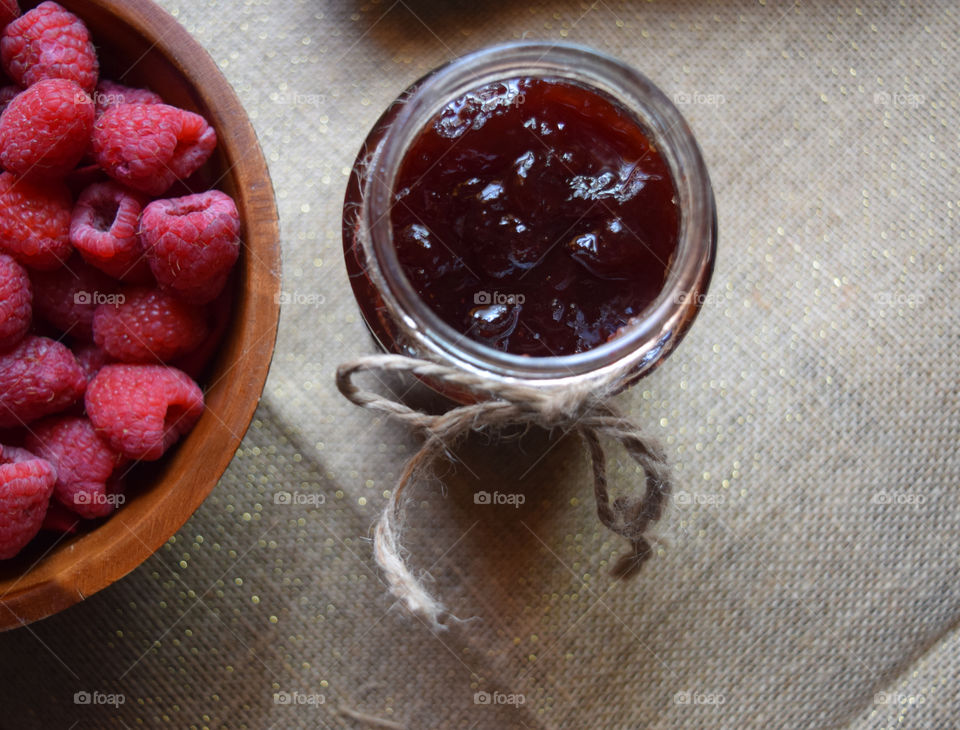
[{"left": 0, "top": 0, "right": 281, "bottom": 630}]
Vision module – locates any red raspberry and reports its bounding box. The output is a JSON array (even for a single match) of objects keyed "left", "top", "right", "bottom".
[
  {"left": 0, "top": 450, "right": 55, "bottom": 559},
  {"left": 70, "top": 181, "right": 152, "bottom": 282},
  {"left": 85, "top": 364, "right": 204, "bottom": 461},
  {"left": 93, "top": 79, "right": 161, "bottom": 117},
  {"left": 0, "top": 443, "right": 36, "bottom": 464},
  {"left": 0, "top": 171, "right": 72, "bottom": 270},
  {"left": 0, "top": 1, "right": 19, "bottom": 34},
  {"left": 0, "top": 335, "right": 85, "bottom": 427},
  {"left": 141, "top": 190, "right": 240, "bottom": 304},
  {"left": 0, "top": 78, "right": 94, "bottom": 179},
  {"left": 41, "top": 499, "right": 80, "bottom": 534},
  {"left": 91, "top": 103, "right": 216, "bottom": 196},
  {"left": 72, "top": 342, "right": 111, "bottom": 383},
  {"left": 172, "top": 285, "right": 232, "bottom": 378},
  {"left": 0, "top": 252, "right": 30, "bottom": 352},
  {"left": 0, "top": 1, "right": 97, "bottom": 92},
  {"left": 31, "top": 256, "right": 116, "bottom": 340},
  {"left": 92, "top": 286, "right": 208, "bottom": 363},
  {"left": 25, "top": 416, "right": 126, "bottom": 519}
]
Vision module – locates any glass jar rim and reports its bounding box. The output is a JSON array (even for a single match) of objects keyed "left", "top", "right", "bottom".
[{"left": 364, "top": 41, "right": 716, "bottom": 384}]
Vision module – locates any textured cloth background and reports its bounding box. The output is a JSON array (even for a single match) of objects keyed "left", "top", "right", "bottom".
[{"left": 1, "top": 1, "right": 958, "bottom": 728}]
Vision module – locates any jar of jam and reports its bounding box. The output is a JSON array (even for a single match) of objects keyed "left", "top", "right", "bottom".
[{"left": 343, "top": 42, "right": 716, "bottom": 399}]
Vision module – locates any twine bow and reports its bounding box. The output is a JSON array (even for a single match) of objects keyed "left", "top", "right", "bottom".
[{"left": 336, "top": 353, "right": 672, "bottom": 630}]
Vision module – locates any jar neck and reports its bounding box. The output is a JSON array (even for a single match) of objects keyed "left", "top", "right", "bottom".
[{"left": 358, "top": 42, "right": 716, "bottom": 389}]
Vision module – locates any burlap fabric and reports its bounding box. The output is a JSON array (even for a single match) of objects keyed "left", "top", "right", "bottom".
[{"left": 1, "top": 1, "right": 957, "bottom": 728}]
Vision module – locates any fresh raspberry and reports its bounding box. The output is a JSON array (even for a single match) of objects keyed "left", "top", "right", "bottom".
[
  {"left": 0, "top": 1, "right": 97, "bottom": 92},
  {"left": 0, "top": 443, "right": 36, "bottom": 464},
  {"left": 141, "top": 190, "right": 240, "bottom": 304},
  {"left": 72, "top": 342, "right": 111, "bottom": 383},
  {"left": 0, "top": 78, "right": 94, "bottom": 179},
  {"left": 0, "top": 335, "right": 85, "bottom": 427},
  {"left": 91, "top": 103, "right": 216, "bottom": 196},
  {"left": 0, "top": 451, "right": 55, "bottom": 559},
  {"left": 0, "top": 83, "right": 18, "bottom": 115},
  {"left": 172, "top": 285, "right": 232, "bottom": 379},
  {"left": 0, "top": 1, "right": 19, "bottom": 34},
  {"left": 70, "top": 181, "right": 152, "bottom": 282},
  {"left": 93, "top": 79, "right": 161, "bottom": 117},
  {"left": 41, "top": 499, "right": 80, "bottom": 533},
  {"left": 93, "top": 286, "right": 208, "bottom": 363},
  {"left": 85, "top": 364, "right": 204, "bottom": 461},
  {"left": 31, "top": 256, "right": 116, "bottom": 340},
  {"left": 25, "top": 416, "right": 125, "bottom": 519},
  {"left": 0, "top": 252, "right": 30, "bottom": 352},
  {"left": 0, "top": 171, "right": 72, "bottom": 270}
]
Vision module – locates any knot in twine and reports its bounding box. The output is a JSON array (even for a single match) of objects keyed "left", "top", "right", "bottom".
[{"left": 336, "top": 354, "right": 672, "bottom": 630}]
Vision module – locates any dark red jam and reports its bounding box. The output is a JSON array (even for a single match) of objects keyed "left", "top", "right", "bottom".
[{"left": 391, "top": 77, "right": 680, "bottom": 357}]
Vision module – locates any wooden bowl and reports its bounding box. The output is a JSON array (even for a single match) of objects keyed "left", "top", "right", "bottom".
[{"left": 0, "top": 0, "right": 281, "bottom": 629}]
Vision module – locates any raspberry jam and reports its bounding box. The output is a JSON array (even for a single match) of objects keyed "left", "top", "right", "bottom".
[
  {"left": 391, "top": 78, "right": 679, "bottom": 357},
  {"left": 343, "top": 42, "right": 715, "bottom": 396}
]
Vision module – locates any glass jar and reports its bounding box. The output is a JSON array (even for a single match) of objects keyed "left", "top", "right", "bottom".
[{"left": 342, "top": 42, "right": 716, "bottom": 401}]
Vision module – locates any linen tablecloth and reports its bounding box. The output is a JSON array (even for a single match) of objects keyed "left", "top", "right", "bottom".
[{"left": 1, "top": 1, "right": 957, "bottom": 728}]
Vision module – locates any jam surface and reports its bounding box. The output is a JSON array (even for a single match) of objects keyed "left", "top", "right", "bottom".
[{"left": 392, "top": 77, "right": 680, "bottom": 356}]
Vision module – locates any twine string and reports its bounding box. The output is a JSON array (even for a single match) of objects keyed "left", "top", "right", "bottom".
[{"left": 336, "top": 354, "right": 671, "bottom": 630}]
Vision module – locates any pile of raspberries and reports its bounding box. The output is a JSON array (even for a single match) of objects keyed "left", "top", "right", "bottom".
[{"left": 0, "top": 1, "right": 242, "bottom": 559}]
